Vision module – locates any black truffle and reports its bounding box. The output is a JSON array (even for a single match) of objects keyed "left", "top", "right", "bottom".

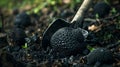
[
  {"left": 93, "top": 2, "right": 111, "bottom": 18},
  {"left": 7, "top": 28, "right": 27, "bottom": 46},
  {"left": 14, "top": 12, "right": 31, "bottom": 29},
  {"left": 87, "top": 48, "right": 114, "bottom": 65},
  {"left": 84, "top": 64, "right": 113, "bottom": 67},
  {"left": 50, "top": 27, "right": 86, "bottom": 57}
]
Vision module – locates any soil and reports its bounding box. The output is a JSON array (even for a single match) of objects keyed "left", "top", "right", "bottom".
[{"left": 0, "top": 1, "right": 120, "bottom": 67}]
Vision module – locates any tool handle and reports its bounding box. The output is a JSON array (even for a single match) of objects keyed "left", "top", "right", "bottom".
[{"left": 71, "top": 0, "right": 92, "bottom": 23}]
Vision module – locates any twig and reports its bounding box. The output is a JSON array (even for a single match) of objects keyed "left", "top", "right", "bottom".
[
  {"left": 106, "top": 41, "right": 120, "bottom": 49},
  {"left": 86, "top": 13, "right": 120, "bottom": 32},
  {"left": 84, "top": 13, "right": 120, "bottom": 23}
]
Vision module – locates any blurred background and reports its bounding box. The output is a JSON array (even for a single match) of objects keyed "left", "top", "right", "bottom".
[
  {"left": 0, "top": 0, "right": 84, "bottom": 33},
  {"left": 0, "top": 0, "right": 120, "bottom": 32}
]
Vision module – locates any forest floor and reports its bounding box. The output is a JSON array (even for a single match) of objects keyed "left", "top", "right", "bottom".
[{"left": 0, "top": 0, "right": 120, "bottom": 67}]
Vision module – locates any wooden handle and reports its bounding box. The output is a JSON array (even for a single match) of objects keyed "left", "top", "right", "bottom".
[{"left": 71, "top": 0, "right": 92, "bottom": 23}]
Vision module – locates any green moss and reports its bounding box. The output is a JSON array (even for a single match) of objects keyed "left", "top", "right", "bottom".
[
  {"left": 87, "top": 45, "right": 95, "bottom": 52},
  {"left": 22, "top": 43, "right": 28, "bottom": 49}
]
